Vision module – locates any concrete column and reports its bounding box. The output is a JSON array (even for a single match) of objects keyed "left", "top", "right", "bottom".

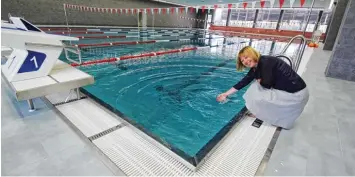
[
  {"left": 325, "top": 0, "right": 355, "bottom": 81},
  {"left": 252, "top": 9, "right": 259, "bottom": 28},
  {"left": 211, "top": 9, "right": 215, "bottom": 24},
  {"left": 226, "top": 9, "right": 232, "bottom": 26},
  {"left": 276, "top": 10, "right": 284, "bottom": 30},
  {"left": 323, "top": 0, "right": 350, "bottom": 50},
  {"left": 313, "top": 10, "right": 323, "bottom": 32},
  {"left": 270, "top": 41, "right": 276, "bottom": 55}
]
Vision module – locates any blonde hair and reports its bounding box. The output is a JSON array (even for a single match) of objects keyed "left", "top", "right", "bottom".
[{"left": 236, "top": 46, "right": 261, "bottom": 71}]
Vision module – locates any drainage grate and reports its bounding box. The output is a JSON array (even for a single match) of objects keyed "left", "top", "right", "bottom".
[
  {"left": 88, "top": 124, "right": 125, "bottom": 141},
  {"left": 53, "top": 96, "right": 87, "bottom": 106},
  {"left": 252, "top": 119, "right": 264, "bottom": 128}
]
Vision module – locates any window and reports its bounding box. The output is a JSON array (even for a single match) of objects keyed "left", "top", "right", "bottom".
[
  {"left": 318, "top": 11, "right": 331, "bottom": 33},
  {"left": 213, "top": 9, "right": 228, "bottom": 26},
  {"left": 255, "top": 9, "right": 280, "bottom": 29},
  {"left": 279, "top": 9, "right": 320, "bottom": 32},
  {"left": 229, "top": 9, "right": 256, "bottom": 27}
]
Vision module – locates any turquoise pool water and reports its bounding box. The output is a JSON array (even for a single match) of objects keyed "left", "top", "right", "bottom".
[
  {"left": 60, "top": 31, "right": 296, "bottom": 164},
  {"left": 77, "top": 45, "right": 249, "bottom": 157}
]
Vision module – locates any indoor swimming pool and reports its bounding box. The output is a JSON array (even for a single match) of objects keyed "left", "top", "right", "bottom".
[
  {"left": 78, "top": 46, "right": 250, "bottom": 165},
  {"left": 58, "top": 28, "right": 301, "bottom": 166}
]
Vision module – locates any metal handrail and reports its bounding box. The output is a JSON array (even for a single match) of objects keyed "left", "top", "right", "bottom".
[
  {"left": 275, "top": 55, "right": 293, "bottom": 69},
  {"left": 278, "top": 35, "right": 307, "bottom": 71},
  {"left": 64, "top": 45, "right": 82, "bottom": 64}
]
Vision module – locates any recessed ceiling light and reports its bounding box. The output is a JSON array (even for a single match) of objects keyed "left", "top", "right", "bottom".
[{"left": 218, "top": 0, "right": 223, "bottom": 2}]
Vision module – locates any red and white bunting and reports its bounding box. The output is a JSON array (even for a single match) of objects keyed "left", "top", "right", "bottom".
[
  {"left": 251, "top": 1, "right": 256, "bottom": 9},
  {"left": 279, "top": 0, "right": 285, "bottom": 8},
  {"left": 243, "top": 2, "right": 248, "bottom": 9},
  {"left": 214, "top": 4, "right": 218, "bottom": 10},
  {"left": 235, "top": 3, "right": 239, "bottom": 9},
  {"left": 228, "top": 4, "right": 232, "bottom": 9},
  {"left": 289, "top": 0, "right": 296, "bottom": 8},
  {"left": 300, "top": 0, "right": 306, "bottom": 7},
  {"left": 64, "top": 1, "right": 312, "bottom": 15},
  {"left": 260, "top": 0, "right": 266, "bottom": 8}
]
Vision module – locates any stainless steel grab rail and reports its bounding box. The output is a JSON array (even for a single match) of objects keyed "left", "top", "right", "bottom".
[
  {"left": 275, "top": 55, "right": 293, "bottom": 69},
  {"left": 64, "top": 46, "right": 82, "bottom": 65},
  {"left": 278, "top": 35, "right": 307, "bottom": 71}
]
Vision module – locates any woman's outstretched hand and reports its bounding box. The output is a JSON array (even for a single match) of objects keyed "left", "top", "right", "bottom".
[
  {"left": 217, "top": 88, "right": 237, "bottom": 102},
  {"left": 216, "top": 93, "right": 228, "bottom": 102}
]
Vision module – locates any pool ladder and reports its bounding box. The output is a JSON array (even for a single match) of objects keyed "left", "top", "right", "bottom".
[
  {"left": 275, "top": 35, "right": 307, "bottom": 72},
  {"left": 64, "top": 45, "right": 82, "bottom": 65}
]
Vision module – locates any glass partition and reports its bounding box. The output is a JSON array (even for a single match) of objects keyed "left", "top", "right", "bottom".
[
  {"left": 255, "top": 9, "right": 281, "bottom": 29},
  {"left": 229, "top": 9, "right": 256, "bottom": 27}
]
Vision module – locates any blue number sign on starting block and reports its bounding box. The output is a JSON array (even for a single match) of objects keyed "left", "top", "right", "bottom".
[{"left": 17, "top": 50, "right": 47, "bottom": 73}]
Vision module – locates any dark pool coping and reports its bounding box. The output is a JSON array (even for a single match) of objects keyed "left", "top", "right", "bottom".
[{"left": 80, "top": 88, "right": 247, "bottom": 167}]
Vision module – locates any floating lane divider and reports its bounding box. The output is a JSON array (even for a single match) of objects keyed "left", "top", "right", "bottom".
[
  {"left": 75, "top": 40, "right": 156, "bottom": 48},
  {"left": 76, "top": 35, "right": 128, "bottom": 39},
  {"left": 75, "top": 33, "right": 211, "bottom": 39},
  {"left": 50, "top": 30, "right": 206, "bottom": 35},
  {"left": 70, "top": 41, "right": 238, "bottom": 67},
  {"left": 53, "top": 31, "right": 104, "bottom": 35},
  {"left": 74, "top": 37, "right": 225, "bottom": 48},
  {"left": 70, "top": 47, "right": 198, "bottom": 67}
]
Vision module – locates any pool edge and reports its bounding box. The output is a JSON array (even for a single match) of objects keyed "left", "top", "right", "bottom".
[{"left": 80, "top": 87, "right": 247, "bottom": 169}]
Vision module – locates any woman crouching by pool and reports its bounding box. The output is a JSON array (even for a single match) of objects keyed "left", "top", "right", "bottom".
[{"left": 217, "top": 46, "right": 309, "bottom": 129}]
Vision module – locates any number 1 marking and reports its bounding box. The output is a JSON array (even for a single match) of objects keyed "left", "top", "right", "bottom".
[{"left": 30, "top": 56, "right": 38, "bottom": 68}]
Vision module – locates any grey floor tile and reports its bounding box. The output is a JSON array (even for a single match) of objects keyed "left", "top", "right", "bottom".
[
  {"left": 40, "top": 130, "right": 85, "bottom": 156},
  {"left": 1, "top": 118, "right": 29, "bottom": 140},
  {"left": 2, "top": 125, "right": 43, "bottom": 150},
  {"left": 264, "top": 150, "right": 307, "bottom": 176},
  {"left": 2, "top": 141, "right": 48, "bottom": 172},
  {"left": 52, "top": 143, "right": 102, "bottom": 172},
  {"left": 305, "top": 147, "right": 348, "bottom": 176},
  {"left": 6, "top": 143, "right": 116, "bottom": 176},
  {"left": 60, "top": 159, "right": 115, "bottom": 176},
  {"left": 24, "top": 114, "right": 72, "bottom": 141},
  {"left": 5, "top": 158, "right": 61, "bottom": 176},
  {"left": 343, "top": 149, "right": 355, "bottom": 175},
  {"left": 306, "top": 129, "right": 342, "bottom": 155},
  {"left": 338, "top": 118, "right": 355, "bottom": 151}
]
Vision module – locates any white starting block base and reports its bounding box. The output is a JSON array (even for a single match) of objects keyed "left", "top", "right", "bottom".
[{"left": 2, "top": 60, "right": 94, "bottom": 111}]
